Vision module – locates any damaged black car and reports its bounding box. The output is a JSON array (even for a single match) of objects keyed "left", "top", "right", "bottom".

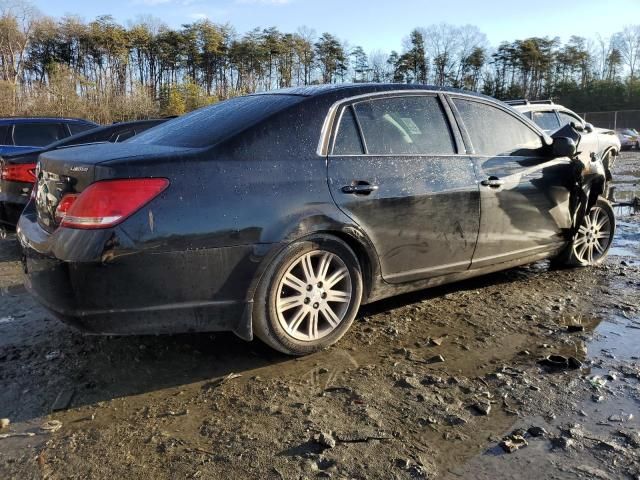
[{"left": 17, "top": 84, "right": 615, "bottom": 355}]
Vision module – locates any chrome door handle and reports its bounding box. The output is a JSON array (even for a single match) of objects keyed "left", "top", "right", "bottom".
[{"left": 342, "top": 183, "right": 379, "bottom": 195}]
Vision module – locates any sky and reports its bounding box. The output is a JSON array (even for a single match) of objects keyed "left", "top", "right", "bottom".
[{"left": 31, "top": 0, "right": 638, "bottom": 52}]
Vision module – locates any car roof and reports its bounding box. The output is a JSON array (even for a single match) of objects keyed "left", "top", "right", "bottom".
[
  {"left": 252, "top": 83, "right": 493, "bottom": 102},
  {"left": 0, "top": 117, "right": 97, "bottom": 125},
  {"left": 511, "top": 103, "right": 577, "bottom": 115}
]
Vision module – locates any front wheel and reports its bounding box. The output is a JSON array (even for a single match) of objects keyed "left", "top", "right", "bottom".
[
  {"left": 557, "top": 197, "right": 615, "bottom": 267},
  {"left": 253, "top": 234, "right": 363, "bottom": 355}
]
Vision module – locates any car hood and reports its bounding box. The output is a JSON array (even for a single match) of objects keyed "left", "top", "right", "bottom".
[{"left": 593, "top": 127, "right": 616, "bottom": 135}]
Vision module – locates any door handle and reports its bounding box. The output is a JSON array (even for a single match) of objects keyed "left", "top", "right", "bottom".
[
  {"left": 481, "top": 177, "right": 505, "bottom": 188},
  {"left": 341, "top": 182, "right": 379, "bottom": 195}
]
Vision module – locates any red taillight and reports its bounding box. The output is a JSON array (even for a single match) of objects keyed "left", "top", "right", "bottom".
[
  {"left": 54, "top": 194, "right": 78, "bottom": 223},
  {"left": 1, "top": 163, "right": 36, "bottom": 183},
  {"left": 59, "top": 178, "right": 169, "bottom": 229}
]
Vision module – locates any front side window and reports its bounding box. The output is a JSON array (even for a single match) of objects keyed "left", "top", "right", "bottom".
[
  {"left": 332, "top": 107, "right": 364, "bottom": 155},
  {"left": 531, "top": 111, "right": 560, "bottom": 131},
  {"left": 13, "top": 123, "right": 66, "bottom": 147},
  {"left": 557, "top": 111, "right": 584, "bottom": 128},
  {"left": 453, "top": 99, "right": 543, "bottom": 156},
  {"left": 353, "top": 96, "right": 455, "bottom": 155}
]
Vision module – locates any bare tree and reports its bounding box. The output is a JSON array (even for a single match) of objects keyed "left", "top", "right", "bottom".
[{"left": 614, "top": 25, "right": 640, "bottom": 79}]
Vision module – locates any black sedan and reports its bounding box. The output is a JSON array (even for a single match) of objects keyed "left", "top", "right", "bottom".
[
  {"left": 0, "top": 119, "right": 169, "bottom": 235},
  {"left": 17, "top": 85, "right": 615, "bottom": 355}
]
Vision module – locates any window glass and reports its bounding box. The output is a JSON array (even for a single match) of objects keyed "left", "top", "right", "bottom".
[
  {"left": 333, "top": 107, "right": 363, "bottom": 155},
  {"left": 13, "top": 123, "right": 66, "bottom": 147},
  {"left": 129, "top": 94, "right": 304, "bottom": 148},
  {"left": 68, "top": 123, "right": 96, "bottom": 135},
  {"left": 353, "top": 96, "right": 455, "bottom": 155},
  {"left": 453, "top": 99, "right": 543, "bottom": 156},
  {"left": 531, "top": 111, "right": 560, "bottom": 131},
  {"left": 109, "top": 129, "right": 135, "bottom": 143},
  {"left": 557, "top": 111, "right": 584, "bottom": 128},
  {"left": 0, "top": 125, "right": 9, "bottom": 144}
]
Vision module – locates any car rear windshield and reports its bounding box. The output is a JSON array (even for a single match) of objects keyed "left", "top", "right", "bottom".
[{"left": 128, "top": 94, "right": 305, "bottom": 148}]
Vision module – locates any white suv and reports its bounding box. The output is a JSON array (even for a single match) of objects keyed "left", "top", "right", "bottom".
[{"left": 507, "top": 100, "right": 620, "bottom": 180}]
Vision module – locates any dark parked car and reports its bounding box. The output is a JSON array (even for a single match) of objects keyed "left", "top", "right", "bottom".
[
  {"left": 0, "top": 117, "right": 98, "bottom": 155},
  {"left": 0, "top": 119, "right": 168, "bottom": 235},
  {"left": 18, "top": 84, "right": 614, "bottom": 355}
]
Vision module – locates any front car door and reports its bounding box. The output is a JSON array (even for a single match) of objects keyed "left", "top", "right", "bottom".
[
  {"left": 327, "top": 93, "right": 480, "bottom": 283},
  {"left": 448, "top": 96, "right": 573, "bottom": 268}
]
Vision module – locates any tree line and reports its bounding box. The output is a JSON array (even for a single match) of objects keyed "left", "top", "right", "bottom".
[{"left": 1, "top": 0, "right": 639, "bottom": 123}]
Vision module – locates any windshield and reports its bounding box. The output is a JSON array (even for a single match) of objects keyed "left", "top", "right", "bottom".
[{"left": 128, "top": 94, "right": 305, "bottom": 148}]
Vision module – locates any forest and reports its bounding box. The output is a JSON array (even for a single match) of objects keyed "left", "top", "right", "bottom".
[{"left": 1, "top": 0, "right": 639, "bottom": 123}]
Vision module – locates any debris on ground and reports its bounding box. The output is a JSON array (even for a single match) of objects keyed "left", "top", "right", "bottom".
[
  {"left": 40, "top": 420, "right": 63, "bottom": 433},
  {"left": 538, "top": 355, "right": 583, "bottom": 370}
]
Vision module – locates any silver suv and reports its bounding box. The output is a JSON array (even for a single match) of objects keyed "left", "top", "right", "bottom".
[{"left": 507, "top": 100, "right": 620, "bottom": 180}]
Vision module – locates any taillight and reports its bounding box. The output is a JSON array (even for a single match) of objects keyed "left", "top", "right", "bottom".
[
  {"left": 1, "top": 163, "right": 37, "bottom": 183},
  {"left": 54, "top": 194, "right": 78, "bottom": 223},
  {"left": 59, "top": 178, "right": 169, "bottom": 229}
]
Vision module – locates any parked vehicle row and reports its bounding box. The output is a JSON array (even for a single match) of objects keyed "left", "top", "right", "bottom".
[
  {"left": 15, "top": 84, "right": 615, "bottom": 356},
  {"left": 0, "top": 119, "right": 169, "bottom": 235}
]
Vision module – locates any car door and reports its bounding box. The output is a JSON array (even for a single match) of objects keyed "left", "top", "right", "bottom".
[
  {"left": 449, "top": 96, "right": 573, "bottom": 269},
  {"left": 327, "top": 93, "right": 480, "bottom": 283}
]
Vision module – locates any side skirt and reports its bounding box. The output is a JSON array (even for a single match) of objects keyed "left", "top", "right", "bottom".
[{"left": 364, "top": 246, "right": 564, "bottom": 304}]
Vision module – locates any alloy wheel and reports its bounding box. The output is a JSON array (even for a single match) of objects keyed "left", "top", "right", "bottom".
[
  {"left": 572, "top": 206, "right": 613, "bottom": 265},
  {"left": 275, "top": 250, "right": 352, "bottom": 342}
]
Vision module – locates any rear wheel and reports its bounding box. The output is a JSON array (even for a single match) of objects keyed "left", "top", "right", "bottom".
[
  {"left": 253, "top": 234, "right": 363, "bottom": 355},
  {"left": 557, "top": 197, "right": 615, "bottom": 267}
]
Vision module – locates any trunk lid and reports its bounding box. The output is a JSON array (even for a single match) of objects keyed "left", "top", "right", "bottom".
[{"left": 34, "top": 143, "right": 192, "bottom": 232}]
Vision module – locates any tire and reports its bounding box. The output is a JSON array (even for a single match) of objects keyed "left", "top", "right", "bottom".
[
  {"left": 253, "top": 234, "right": 363, "bottom": 356},
  {"left": 556, "top": 197, "right": 615, "bottom": 267}
]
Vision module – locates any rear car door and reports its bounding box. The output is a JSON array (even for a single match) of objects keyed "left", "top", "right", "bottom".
[
  {"left": 450, "top": 96, "right": 573, "bottom": 268},
  {"left": 327, "top": 93, "right": 480, "bottom": 283}
]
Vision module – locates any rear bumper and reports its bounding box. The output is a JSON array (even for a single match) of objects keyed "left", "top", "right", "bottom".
[{"left": 18, "top": 212, "right": 273, "bottom": 340}]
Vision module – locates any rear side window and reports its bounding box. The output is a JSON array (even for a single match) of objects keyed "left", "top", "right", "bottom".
[
  {"left": 129, "top": 94, "right": 304, "bottom": 148},
  {"left": 453, "top": 99, "right": 543, "bottom": 156},
  {"left": 68, "top": 123, "right": 96, "bottom": 135},
  {"left": 0, "top": 125, "right": 9, "bottom": 144},
  {"left": 558, "top": 111, "right": 584, "bottom": 128},
  {"left": 13, "top": 123, "right": 66, "bottom": 147},
  {"left": 531, "top": 111, "right": 560, "bottom": 131},
  {"left": 354, "top": 96, "right": 455, "bottom": 155},
  {"left": 333, "top": 107, "right": 364, "bottom": 155}
]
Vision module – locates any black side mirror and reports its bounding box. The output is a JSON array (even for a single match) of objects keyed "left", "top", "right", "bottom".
[{"left": 552, "top": 137, "right": 577, "bottom": 158}]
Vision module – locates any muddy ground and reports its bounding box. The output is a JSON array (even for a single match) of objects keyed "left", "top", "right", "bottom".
[{"left": 1, "top": 153, "right": 639, "bottom": 480}]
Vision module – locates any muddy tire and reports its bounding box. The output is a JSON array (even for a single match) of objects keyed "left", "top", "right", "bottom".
[
  {"left": 556, "top": 197, "right": 615, "bottom": 267},
  {"left": 253, "top": 234, "right": 363, "bottom": 356}
]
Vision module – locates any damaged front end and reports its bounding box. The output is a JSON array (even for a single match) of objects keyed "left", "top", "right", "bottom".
[{"left": 551, "top": 124, "right": 608, "bottom": 238}]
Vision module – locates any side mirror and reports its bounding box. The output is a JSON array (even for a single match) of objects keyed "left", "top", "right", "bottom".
[
  {"left": 553, "top": 136, "right": 577, "bottom": 158},
  {"left": 584, "top": 122, "right": 594, "bottom": 133}
]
